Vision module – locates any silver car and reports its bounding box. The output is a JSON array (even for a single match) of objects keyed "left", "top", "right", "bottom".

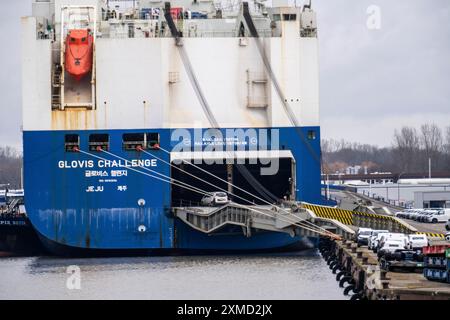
[{"left": 201, "top": 192, "right": 229, "bottom": 206}]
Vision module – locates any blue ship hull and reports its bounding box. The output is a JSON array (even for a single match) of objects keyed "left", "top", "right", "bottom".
[{"left": 23, "top": 126, "right": 321, "bottom": 255}]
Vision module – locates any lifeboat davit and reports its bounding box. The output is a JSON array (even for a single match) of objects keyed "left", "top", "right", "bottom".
[{"left": 65, "top": 29, "right": 93, "bottom": 81}]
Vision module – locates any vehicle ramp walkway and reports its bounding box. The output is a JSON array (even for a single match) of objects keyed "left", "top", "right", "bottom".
[{"left": 173, "top": 203, "right": 355, "bottom": 239}]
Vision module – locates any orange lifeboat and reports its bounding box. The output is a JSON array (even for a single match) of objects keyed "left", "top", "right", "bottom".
[{"left": 65, "top": 29, "right": 93, "bottom": 81}]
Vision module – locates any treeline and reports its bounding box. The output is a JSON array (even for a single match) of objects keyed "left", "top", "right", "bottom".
[
  {"left": 0, "top": 147, "right": 22, "bottom": 189},
  {"left": 322, "top": 123, "right": 450, "bottom": 174}
]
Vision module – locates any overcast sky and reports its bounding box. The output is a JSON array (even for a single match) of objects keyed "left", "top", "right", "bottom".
[{"left": 0, "top": 0, "right": 449, "bottom": 150}]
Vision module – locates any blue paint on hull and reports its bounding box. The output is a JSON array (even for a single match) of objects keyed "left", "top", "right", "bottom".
[{"left": 23, "top": 126, "right": 321, "bottom": 254}]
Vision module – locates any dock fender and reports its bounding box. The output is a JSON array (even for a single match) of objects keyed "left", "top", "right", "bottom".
[
  {"left": 326, "top": 255, "right": 336, "bottom": 265},
  {"left": 336, "top": 271, "right": 347, "bottom": 281},
  {"left": 329, "top": 260, "right": 337, "bottom": 270},
  {"left": 332, "top": 264, "right": 341, "bottom": 274},
  {"left": 339, "top": 276, "right": 352, "bottom": 287},
  {"left": 321, "top": 249, "right": 330, "bottom": 259},
  {"left": 350, "top": 292, "right": 364, "bottom": 300},
  {"left": 343, "top": 284, "right": 356, "bottom": 296}
]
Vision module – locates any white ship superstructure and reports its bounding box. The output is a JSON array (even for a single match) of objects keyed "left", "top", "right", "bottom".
[{"left": 22, "top": 0, "right": 319, "bottom": 131}]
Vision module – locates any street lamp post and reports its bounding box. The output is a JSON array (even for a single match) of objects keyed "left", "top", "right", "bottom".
[
  {"left": 397, "top": 172, "right": 405, "bottom": 207},
  {"left": 428, "top": 157, "right": 431, "bottom": 179}
]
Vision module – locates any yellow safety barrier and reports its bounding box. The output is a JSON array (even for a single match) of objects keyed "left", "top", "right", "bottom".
[
  {"left": 416, "top": 232, "right": 446, "bottom": 239},
  {"left": 303, "top": 203, "right": 400, "bottom": 224},
  {"left": 303, "top": 203, "right": 447, "bottom": 238},
  {"left": 302, "top": 203, "right": 353, "bottom": 225}
]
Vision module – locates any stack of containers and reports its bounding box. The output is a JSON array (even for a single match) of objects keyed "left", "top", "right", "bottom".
[{"left": 423, "top": 245, "right": 450, "bottom": 283}]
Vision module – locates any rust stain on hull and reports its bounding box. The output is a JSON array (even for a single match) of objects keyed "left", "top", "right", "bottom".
[{"left": 52, "top": 109, "right": 98, "bottom": 130}]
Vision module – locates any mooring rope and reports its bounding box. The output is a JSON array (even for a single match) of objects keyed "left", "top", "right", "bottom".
[
  {"left": 151, "top": 145, "right": 335, "bottom": 236},
  {"left": 79, "top": 147, "right": 336, "bottom": 237}
]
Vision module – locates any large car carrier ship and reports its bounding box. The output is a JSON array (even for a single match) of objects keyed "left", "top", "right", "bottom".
[{"left": 21, "top": 0, "right": 325, "bottom": 255}]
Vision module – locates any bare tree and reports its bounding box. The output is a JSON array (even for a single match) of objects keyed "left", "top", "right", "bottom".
[
  {"left": 421, "top": 123, "right": 443, "bottom": 154},
  {"left": 443, "top": 126, "right": 450, "bottom": 171},
  {"left": 322, "top": 124, "right": 450, "bottom": 175},
  {"left": 392, "top": 127, "right": 420, "bottom": 172},
  {"left": 0, "top": 146, "right": 23, "bottom": 189},
  {"left": 321, "top": 139, "right": 332, "bottom": 154},
  {"left": 445, "top": 126, "right": 450, "bottom": 155},
  {"left": 420, "top": 123, "right": 443, "bottom": 171}
]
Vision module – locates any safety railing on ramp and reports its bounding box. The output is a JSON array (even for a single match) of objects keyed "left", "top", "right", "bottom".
[
  {"left": 302, "top": 202, "right": 418, "bottom": 235},
  {"left": 173, "top": 203, "right": 312, "bottom": 237}
]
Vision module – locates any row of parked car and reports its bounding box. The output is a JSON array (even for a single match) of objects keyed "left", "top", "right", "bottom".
[
  {"left": 356, "top": 228, "right": 430, "bottom": 258},
  {"left": 395, "top": 208, "right": 450, "bottom": 225}
]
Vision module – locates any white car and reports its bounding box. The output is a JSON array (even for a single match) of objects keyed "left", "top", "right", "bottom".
[
  {"left": 396, "top": 209, "right": 415, "bottom": 218},
  {"left": 407, "top": 209, "right": 424, "bottom": 220},
  {"left": 415, "top": 210, "right": 435, "bottom": 222},
  {"left": 368, "top": 230, "right": 389, "bottom": 250},
  {"left": 378, "top": 239, "right": 406, "bottom": 257},
  {"left": 425, "top": 209, "right": 450, "bottom": 223},
  {"left": 394, "top": 211, "right": 404, "bottom": 218},
  {"left": 377, "top": 233, "right": 408, "bottom": 251},
  {"left": 407, "top": 234, "right": 429, "bottom": 250},
  {"left": 371, "top": 232, "right": 390, "bottom": 252},
  {"left": 200, "top": 192, "right": 229, "bottom": 206}
]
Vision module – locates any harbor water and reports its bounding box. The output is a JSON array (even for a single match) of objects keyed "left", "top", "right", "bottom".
[{"left": 0, "top": 250, "right": 346, "bottom": 300}]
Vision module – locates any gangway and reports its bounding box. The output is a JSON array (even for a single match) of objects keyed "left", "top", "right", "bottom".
[
  {"left": 173, "top": 202, "right": 355, "bottom": 239},
  {"left": 174, "top": 203, "right": 310, "bottom": 237}
]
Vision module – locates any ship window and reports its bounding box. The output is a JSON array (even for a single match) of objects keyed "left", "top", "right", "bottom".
[
  {"left": 282, "top": 14, "right": 296, "bottom": 21},
  {"left": 89, "top": 134, "right": 109, "bottom": 151},
  {"left": 81, "top": 37, "right": 86, "bottom": 42},
  {"left": 307, "top": 130, "right": 316, "bottom": 140},
  {"left": 71, "top": 37, "right": 76, "bottom": 42},
  {"left": 272, "top": 14, "right": 281, "bottom": 21},
  {"left": 123, "top": 133, "right": 146, "bottom": 151},
  {"left": 122, "top": 133, "right": 160, "bottom": 151},
  {"left": 65, "top": 134, "right": 80, "bottom": 152},
  {"left": 147, "top": 133, "right": 160, "bottom": 150}
]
